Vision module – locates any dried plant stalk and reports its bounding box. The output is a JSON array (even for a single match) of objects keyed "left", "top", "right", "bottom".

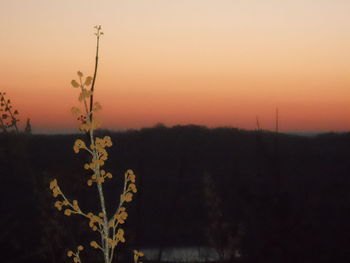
[{"left": 49, "top": 26, "right": 143, "bottom": 263}]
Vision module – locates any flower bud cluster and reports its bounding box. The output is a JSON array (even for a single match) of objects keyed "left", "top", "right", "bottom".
[
  {"left": 121, "top": 170, "right": 137, "bottom": 203},
  {"left": 87, "top": 212, "right": 104, "bottom": 232},
  {"left": 79, "top": 136, "right": 113, "bottom": 186},
  {"left": 105, "top": 229, "right": 126, "bottom": 249},
  {"left": 49, "top": 179, "right": 62, "bottom": 198},
  {"left": 70, "top": 71, "right": 103, "bottom": 132},
  {"left": 50, "top": 180, "right": 83, "bottom": 217},
  {"left": 67, "top": 245, "right": 84, "bottom": 263}
]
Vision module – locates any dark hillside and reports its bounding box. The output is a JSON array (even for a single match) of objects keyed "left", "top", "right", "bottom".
[{"left": 1, "top": 127, "right": 350, "bottom": 263}]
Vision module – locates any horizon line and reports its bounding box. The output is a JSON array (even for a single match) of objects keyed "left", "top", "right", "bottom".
[{"left": 24, "top": 124, "right": 350, "bottom": 136}]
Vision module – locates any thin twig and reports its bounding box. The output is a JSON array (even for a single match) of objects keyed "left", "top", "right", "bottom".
[{"left": 89, "top": 25, "right": 103, "bottom": 122}]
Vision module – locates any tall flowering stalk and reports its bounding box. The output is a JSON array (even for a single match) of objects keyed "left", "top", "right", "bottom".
[{"left": 49, "top": 26, "right": 142, "bottom": 263}]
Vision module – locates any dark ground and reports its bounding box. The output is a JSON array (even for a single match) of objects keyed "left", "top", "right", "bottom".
[{"left": 1, "top": 125, "right": 350, "bottom": 263}]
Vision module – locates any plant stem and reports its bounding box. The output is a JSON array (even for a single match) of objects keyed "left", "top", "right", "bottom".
[
  {"left": 89, "top": 26, "right": 102, "bottom": 120},
  {"left": 88, "top": 128, "right": 110, "bottom": 263},
  {"left": 108, "top": 177, "right": 128, "bottom": 263},
  {"left": 87, "top": 26, "right": 109, "bottom": 263}
]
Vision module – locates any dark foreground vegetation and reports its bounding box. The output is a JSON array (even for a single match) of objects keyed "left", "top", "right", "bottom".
[{"left": 1, "top": 125, "right": 350, "bottom": 263}]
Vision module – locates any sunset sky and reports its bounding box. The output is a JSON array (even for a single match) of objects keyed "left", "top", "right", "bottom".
[{"left": 1, "top": 0, "right": 350, "bottom": 133}]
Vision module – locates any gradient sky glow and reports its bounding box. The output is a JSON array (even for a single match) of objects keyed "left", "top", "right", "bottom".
[{"left": 1, "top": 0, "right": 350, "bottom": 133}]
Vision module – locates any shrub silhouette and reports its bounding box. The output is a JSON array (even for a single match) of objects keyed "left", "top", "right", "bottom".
[
  {"left": 0, "top": 92, "right": 32, "bottom": 134},
  {"left": 0, "top": 92, "right": 20, "bottom": 133},
  {"left": 49, "top": 26, "right": 143, "bottom": 263}
]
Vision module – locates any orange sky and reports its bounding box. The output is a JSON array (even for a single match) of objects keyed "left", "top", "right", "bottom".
[{"left": 1, "top": 0, "right": 350, "bottom": 133}]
